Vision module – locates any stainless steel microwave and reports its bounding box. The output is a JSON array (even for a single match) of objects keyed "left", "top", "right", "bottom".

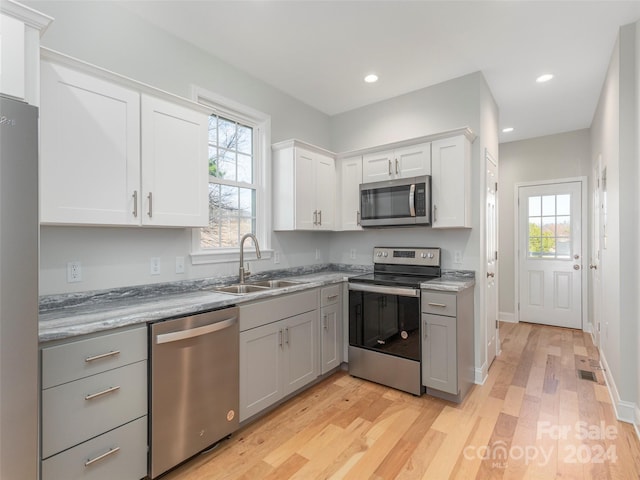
[{"left": 359, "top": 175, "right": 431, "bottom": 227}]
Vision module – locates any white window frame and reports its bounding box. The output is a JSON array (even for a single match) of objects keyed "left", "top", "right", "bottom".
[{"left": 190, "top": 86, "right": 272, "bottom": 264}]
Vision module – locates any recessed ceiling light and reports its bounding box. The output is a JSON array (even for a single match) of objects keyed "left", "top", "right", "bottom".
[
  {"left": 536, "top": 73, "right": 554, "bottom": 83},
  {"left": 502, "top": 127, "right": 514, "bottom": 133},
  {"left": 364, "top": 74, "right": 378, "bottom": 83}
]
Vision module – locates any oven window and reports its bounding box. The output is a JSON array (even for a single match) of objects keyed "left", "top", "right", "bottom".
[{"left": 349, "top": 290, "right": 420, "bottom": 361}]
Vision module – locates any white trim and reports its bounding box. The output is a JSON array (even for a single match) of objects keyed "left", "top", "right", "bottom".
[
  {"left": 514, "top": 177, "right": 589, "bottom": 330},
  {"left": 1, "top": 0, "right": 53, "bottom": 33},
  {"left": 475, "top": 363, "right": 488, "bottom": 385},
  {"left": 600, "top": 349, "right": 637, "bottom": 424},
  {"left": 499, "top": 311, "right": 516, "bottom": 323},
  {"left": 189, "top": 85, "right": 272, "bottom": 264}
]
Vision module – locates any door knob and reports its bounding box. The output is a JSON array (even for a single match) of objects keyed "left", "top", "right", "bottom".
[{"left": 573, "top": 265, "right": 580, "bottom": 270}]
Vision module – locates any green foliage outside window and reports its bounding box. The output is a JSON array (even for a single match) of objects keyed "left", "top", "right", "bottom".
[{"left": 529, "top": 222, "right": 555, "bottom": 255}]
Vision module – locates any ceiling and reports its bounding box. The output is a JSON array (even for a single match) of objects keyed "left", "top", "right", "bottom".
[{"left": 119, "top": 1, "right": 640, "bottom": 143}]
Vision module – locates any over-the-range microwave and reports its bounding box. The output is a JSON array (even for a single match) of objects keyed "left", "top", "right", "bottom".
[{"left": 359, "top": 175, "right": 431, "bottom": 227}]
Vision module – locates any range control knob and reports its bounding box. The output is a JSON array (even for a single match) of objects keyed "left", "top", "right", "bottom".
[
  {"left": 382, "top": 251, "right": 388, "bottom": 257},
  {"left": 428, "top": 253, "right": 434, "bottom": 259},
  {"left": 376, "top": 252, "right": 383, "bottom": 257},
  {"left": 421, "top": 253, "right": 427, "bottom": 258}
]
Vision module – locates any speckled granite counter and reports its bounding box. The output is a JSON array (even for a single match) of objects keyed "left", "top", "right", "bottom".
[
  {"left": 39, "top": 265, "right": 371, "bottom": 343},
  {"left": 421, "top": 270, "right": 475, "bottom": 292}
]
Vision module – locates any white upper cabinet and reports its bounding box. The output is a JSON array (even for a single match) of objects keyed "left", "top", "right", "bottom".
[
  {"left": 39, "top": 52, "right": 209, "bottom": 227},
  {"left": 362, "top": 142, "right": 431, "bottom": 183},
  {"left": 337, "top": 155, "right": 362, "bottom": 231},
  {"left": 0, "top": 1, "right": 52, "bottom": 105},
  {"left": 431, "top": 134, "right": 472, "bottom": 228},
  {"left": 140, "top": 94, "right": 209, "bottom": 227},
  {"left": 273, "top": 141, "right": 336, "bottom": 231}
]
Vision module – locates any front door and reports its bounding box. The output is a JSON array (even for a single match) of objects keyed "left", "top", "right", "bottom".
[{"left": 518, "top": 181, "right": 583, "bottom": 329}]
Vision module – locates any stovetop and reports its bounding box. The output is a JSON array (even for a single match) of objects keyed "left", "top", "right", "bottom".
[{"left": 348, "top": 246, "right": 442, "bottom": 288}]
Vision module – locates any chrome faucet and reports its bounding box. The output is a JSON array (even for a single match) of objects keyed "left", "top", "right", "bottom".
[{"left": 239, "top": 233, "right": 261, "bottom": 284}]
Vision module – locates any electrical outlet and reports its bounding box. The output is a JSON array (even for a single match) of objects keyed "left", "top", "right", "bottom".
[
  {"left": 175, "top": 256, "right": 185, "bottom": 274},
  {"left": 350, "top": 249, "right": 356, "bottom": 260},
  {"left": 454, "top": 251, "right": 463, "bottom": 264},
  {"left": 150, "top": 257, "right": 161, "bottom": 275},
  {"left": 273, "top": 251, "right": 280, "bottom": 264},
  {"left": 67, "top": 261, "right": 82, "bottom": 283}
]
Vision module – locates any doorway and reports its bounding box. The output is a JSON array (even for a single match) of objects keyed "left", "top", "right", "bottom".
[{"left": 516, "top": 179, "right": 587, "bottom": 329}]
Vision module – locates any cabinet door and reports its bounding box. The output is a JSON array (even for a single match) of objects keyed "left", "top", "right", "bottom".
[
  {"left": 40, "top": 61, "right": 141, "bottom": 225},
  {"left": 338, "top": 156, "right": 363, "bottom": 230},
  {"left": 0, "top": 14, "right": 25, "bottom": 100},
  {"left": 320, "top": 303, "right": 341, "bottom": 374},
  {"left": 422, "top": 313, "right": 457, "bottom": 394},
  {"left": 315, "top": 152, "right": 336, "bottom": 230},
  {"left": 362, "top": 150, "right": 393, "bottom": 182},
  {"left": 239, "top": 321, "right": 282, "bottom": 421},
  {"left": 141, "top": 95, "right": 208, "bottom": 227},
  {"left": 283, "top": 310, "right": 318, "bottom": 395},
  {"left": 395, "top": 142, "right": 431, "bottom": 178},
  {"left": 294, "top": 148, "right": 316, "bottom": 229},
  {"left": 431, "top": 135, "right": 471, "bottom": 228}
]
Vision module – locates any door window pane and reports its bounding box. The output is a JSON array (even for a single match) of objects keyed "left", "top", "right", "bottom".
[{"left": 527, "top": 193, "right": 572, "bottom": 259}]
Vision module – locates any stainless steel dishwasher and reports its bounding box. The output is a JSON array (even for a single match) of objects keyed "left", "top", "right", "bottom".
[{"left": 149, "top": 306, "right": 239, "bottom": 478}]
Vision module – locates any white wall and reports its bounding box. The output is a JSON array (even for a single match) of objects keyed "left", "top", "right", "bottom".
[
  {"left": 498, "top": 130, "right": 591, "bottom": 320},
  {"left": 26, "top": 1, "right": 334, "bottom": 295},
  {"left": 590, "top": 21, "right": 639, "bottom": 425}
]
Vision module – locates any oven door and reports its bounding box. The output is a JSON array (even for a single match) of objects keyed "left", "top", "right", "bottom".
[{"left": 348, "top": 283, "right": 421, "bottom": 361}]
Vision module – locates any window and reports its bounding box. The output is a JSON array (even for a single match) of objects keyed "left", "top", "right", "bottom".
[
  {"left": 191, "top": 87, "right": 271, "bottom": 263},
  {"left": 203, "top": 115, "right": 256, "bottom": 248},
  {"left": 527, "top": 194, "right": 571, "bottom": 259}
]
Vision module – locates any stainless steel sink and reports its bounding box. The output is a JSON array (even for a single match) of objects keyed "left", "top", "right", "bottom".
[
  {"left": 210, "top": 279, "right": 306, "bottom": 295},
  {"left": 212, "top": 284, "right": 270, "bottom": 294},
  {"left": 247, "top": 279, "right": 303, "bottom": 288}
]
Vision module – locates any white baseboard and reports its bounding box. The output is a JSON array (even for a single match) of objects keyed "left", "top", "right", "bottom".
[
  {"left": 475, "top": 361, "right": 488, "bottom": 385},
  {"left": 600, "top": 350, "right": 637, "bottom": 424},
  {"left": 499, "top": 311, "right": 516, "bottom": 323}
]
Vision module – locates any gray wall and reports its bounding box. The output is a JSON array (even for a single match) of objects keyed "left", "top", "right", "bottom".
[
  {"left": 590, "top": 20, "right": 639, "bottom": 423},
  {"left": 498, "top": 129, "right": 592, "bottom": 319}
]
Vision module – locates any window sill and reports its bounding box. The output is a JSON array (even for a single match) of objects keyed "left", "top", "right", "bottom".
[{"left": 190, "top": 248, "right": 273, "bottom": 265}]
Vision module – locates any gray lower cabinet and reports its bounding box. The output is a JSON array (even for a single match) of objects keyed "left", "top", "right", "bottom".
[
  {"left": 320, "top": 285, "right": 342, "bottom": 374},
  {"left": 421, "top": 287, "right": 474, "bottom": 402},
  {"left": 239, "top": 289, "right": 319, "bottom": 422},
  {"left": 40, "top": 326, "right": 148, "bottom": 480}
]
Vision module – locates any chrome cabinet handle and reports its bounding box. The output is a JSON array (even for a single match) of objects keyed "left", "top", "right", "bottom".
[
  {"left": 388, "top": 160, "right": 392, "bottom": 175},
  {"left": 318, "top": 210, "right": 322, "bottom": 225},
  {"left": 147, "top": 192, "right": 153, "bottom": 218},
  {"left": 327, "top": 294, "right": 339, "bottom": 300},
  {"left": 85, "top": 447, "right": 120, "bottom": 467},
  {"left": 433, "top": 204, "right": 437, "bottom": 223},
  {"left": 85, "top": 385, "right": 121, "bottom": 401},
  {"left": 313, "top": 210, "right": 318, "bottom": 225},
  {"left": 279, "top": 329, "right": 283, "bottom": 348},
  {"left": 85, "top": 350, "right": 120, "bottom": 363},
  {"left": 357, "top": 211, "right": 361, "bottom": 226},
  {"left": 285, "top": 327, "right": 289, "bottom": 345},
  {"left": 427, "top": 302, "right": 447, "bottom": 307},
  {"left": 323, "top": 314, "right": 328, "bottom": 330},
  {"left": 132, "top": 190, "right": 138, "bottom": 218},
  {"left": 395, "top": 158, "right": 399, "bottom": 175}
]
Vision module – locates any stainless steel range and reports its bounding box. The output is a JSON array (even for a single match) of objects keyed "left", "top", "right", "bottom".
[{"left": 348, "top": 246, "right": 441, "bottom": 395}]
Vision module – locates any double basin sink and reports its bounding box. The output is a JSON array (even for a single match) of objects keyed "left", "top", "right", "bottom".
[{"left": 211, "top": 279, "right": 306, "bottom": 295}]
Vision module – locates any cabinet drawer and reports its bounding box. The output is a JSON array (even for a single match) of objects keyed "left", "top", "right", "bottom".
[
  {"left": 320, "top": 284, "right": 341, "bottom": 307},
  {"left": 240, "top": 289, "right": 318, "bottom": 331},
  {"left": 42, "top": 326, "right": 147, "bottom": 389},
  {"left": 422, "top": 291, "right": 456, "bottom": 317},
  {"left": 41, "top": 416, "right": 147, "bottom": 480},
  {"left": 42, "top": 360, "right": 147, "bottom": 459}
]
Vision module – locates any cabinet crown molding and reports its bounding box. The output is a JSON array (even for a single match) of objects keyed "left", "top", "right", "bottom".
[
  {"left": 271, "top": 139, "right": 335, "bottom": 158},
  {"left": 40, "top": 48, "right": 211, "bottom": 114},
  {"left": 1, "top": 0, "right": 53, "bottom": 33}
]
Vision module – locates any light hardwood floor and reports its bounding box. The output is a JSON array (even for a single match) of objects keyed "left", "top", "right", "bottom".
[{"left": 162, "top": 322, "right": 640, "bottom": 479}]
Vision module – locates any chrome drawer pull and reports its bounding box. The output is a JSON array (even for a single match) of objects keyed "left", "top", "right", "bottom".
[
  {"left": 85, "top": 385, "right": 121, "bottom": 401},
  {"left": 85, "top": 447, "right": 120, "bottom": 467},
  {"left": 326, "top": 294, "right": 339, "bottom": 300},
  {"left": 427, "top": 302, "right": 447, "bottom": 308},
  {"left": 85, "top": 350, "right": 120, "bottom": 363}
]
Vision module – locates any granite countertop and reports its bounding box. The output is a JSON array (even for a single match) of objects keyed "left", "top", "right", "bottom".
[
  {"left": 39, "top": 265, "right": 369, "bottom": 343},
  {"left": 39, "top": 265, "right": 475, "bottom": 343},
  {"left": 421, "top": 270, "right": 476, "bottom": 292}
]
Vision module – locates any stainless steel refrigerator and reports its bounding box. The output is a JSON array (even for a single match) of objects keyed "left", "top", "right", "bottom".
[{"left": 0, "top": 95, "right": 39, "bottom": 479}]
